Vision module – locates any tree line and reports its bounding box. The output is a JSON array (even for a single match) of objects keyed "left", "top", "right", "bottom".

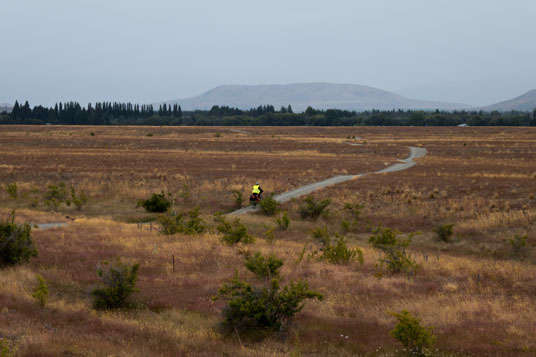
[{"left": 1, "top": 100, "right": 535, "bottom": 126}]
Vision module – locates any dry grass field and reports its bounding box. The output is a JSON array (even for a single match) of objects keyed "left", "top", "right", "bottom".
[{"left": 1, "top": 125, "right": 535, "bottom": 356}]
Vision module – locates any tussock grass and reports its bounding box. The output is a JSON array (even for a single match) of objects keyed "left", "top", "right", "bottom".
[{"left": 1, "top": 126, "right": 536, "bottom": 354}]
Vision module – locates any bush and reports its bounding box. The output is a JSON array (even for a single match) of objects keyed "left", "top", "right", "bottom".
[
  {"left": 299, "top": 196, "right": 330, "bottom": 220},
  {"left": 138, "top": 192, "right": 172, "bottom": 213},
  {"left": 92, "top": 259, "right": 139, "bottom": 310},
  {"left": 70, "top": 187, "right": 88, "bottom": 211},
  {"left": 341, "top": 202, "right": 364, "bottom": 233},
  {"left": 32, "top": 274, "right": 49, "bottom": 307},
  {"left": 158, "top": 207, "right": 206, "bottom": 235},
  {"left": 510, "top": 234, "right": 528, "bottom": 258},
  {"left": 215, "top": 252, "right": 323, "bottom": 334},
  {"left": 389, "top": 310, "right": 436, "bottom": 356},
  {"left": 244, "top": 252, "right": 283, "bottom": 280},
  {"left": 258, "top": 194, "right": 280, "bottom": 216},
  {"left": 310, "top": 226, "right": 329, "bottom": 245},
  {"left": 215, "top": 214, "right": 254, "bottom": 245},
  {"left": 231, "top": 190, "right": 243, "bottom": 209},
  {"left": 44, "top": 183, "right": 67, "bottom": 210},
  {"left": 264, "top": 226, "right": 275, "bottom": 245},
  {"left": 369, "top": 226, "right": 418, "bottom": 275},
  {"left": 275, "top": 211, "right": 290, "bottom": 231},
  {"left": 434, "top": 223, "right": 454, "bottom": 243},
  {"left": 322, "top": 234, "right": 364, "bottom": 265},
  {"left": 179, "top": 184, "right": 191, "bottom": 202},
  {"left": 0, "top": 339, "right": 12, "bottom": 357},
  {"left": 310, "top": 228, "right": 363, "bottom": 265},
  {"left": 5, "top": 182, "right": 17, "bottom": 199},
  {"left": 0, "top": 212, "right": 38, "bottom": 267}
]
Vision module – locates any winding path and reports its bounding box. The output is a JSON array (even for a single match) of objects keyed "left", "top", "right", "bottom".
[{"left": 229, "top": 129, "right": 427, "bottom": 215}]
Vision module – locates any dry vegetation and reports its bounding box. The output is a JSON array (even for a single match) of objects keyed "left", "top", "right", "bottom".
[{"left": 1, "top": 125, "right": 535, "bottom": 356}]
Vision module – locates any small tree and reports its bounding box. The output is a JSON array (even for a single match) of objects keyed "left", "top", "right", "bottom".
[
  {"left": 310, "top": 228, "right": 363, "bottom": 265},
  {"left": 215, "top": 252, "right": 323, "bottom": 335},
  {"left": 138, "top": 192, "right": 172, "bottom": 213},
  {"left": 369, "top": 226, "right": 418, "bottom": 275},
  {"left": 244, "top": 252, "right": 283, "bottom": 280},
  {"left": 322, "top": 234, "right": 364, "bottom": 265},
  {"left": 44, "top": 183, "right": 67, "bottom": 210},
  {"left": 158, "top": 207, "right": 206, "bottom": 235},
  {"left": 0, "top": 212, "right": 38, "bottom": 267},
  {"left": 311, "top": 226, "right": 330, "bottom": 246},
  {"left": 341, "top": 202, "right": 364, "bottom": 233},
  {"left": 231, "top": 190, "right": 243, "bottom": 209},
  {"left": 92, "top": 259, "right": 139, "bottom": 310},
  {"left": 70, "top": 187, "right": 88, "bottom": 211},
  {"left": 5, "top": 182, "right": 17, "bottom": 200},
  {"left": 389, "top": 310, "right": 436, "bottom": 356},
  {"left": 509, "top": 234, "right": 527, "bottom": 258},
  {"left": 275, "top": 211, "right": 290, "bottom": 231},
  {"left": 215, "top": 214, "right": 254, "bottom": 245},
  {"left": 0, "top": 338, "right": 12, "bottom": 357},
  {"left": 32, "top": 275, "right": 49, "bottom": 307},
  {"left": 299, "top": 196, "right": 330, "bottom": 220},
  {"left": 258, "top": 194, "right": 280, "bottom": 216},
  {"left": 434, "top": 223, "right": 454, "bottom": 243}
]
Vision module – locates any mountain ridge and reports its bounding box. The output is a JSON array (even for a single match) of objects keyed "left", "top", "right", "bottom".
[
  {"left": 161, "top": 83, "right": 471, "bottom": 112},
  {"left": 482, "top": 89, "right": 536, "bottom": 112}
]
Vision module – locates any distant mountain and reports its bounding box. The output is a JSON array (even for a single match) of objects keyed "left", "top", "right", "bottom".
[
  {"left": 482, "top": 89, "right": 536, "bottom": 112},
  {"left": 0, "top": 103, "right": 12, "bottom": 113},
  {"left": 162, "top": 83, "right": 470, "bottom": 112}
]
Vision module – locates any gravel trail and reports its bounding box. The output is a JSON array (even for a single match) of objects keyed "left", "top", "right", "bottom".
[{"left": 229, "top": 131, "right": 427, "bottom": 215}]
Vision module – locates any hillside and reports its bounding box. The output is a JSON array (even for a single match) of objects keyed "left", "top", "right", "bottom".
[
  {"left": 483, "top": 89, "right": 536, "bottom": 111},
  {"left": 163, "top": 83, "right": 469, "bottom": 112}
]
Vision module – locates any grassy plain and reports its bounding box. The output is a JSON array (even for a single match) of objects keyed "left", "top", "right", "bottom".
[{"left": 1, "top": 125, "right": 535, "bottom": 356}]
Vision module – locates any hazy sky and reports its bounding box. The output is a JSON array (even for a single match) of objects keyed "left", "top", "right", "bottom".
[{"left": 1, "top": 0, "right": 535, "bottom": 106}]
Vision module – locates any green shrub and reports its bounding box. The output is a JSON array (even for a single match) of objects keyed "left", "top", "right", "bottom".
[
  {"left": 179, "top": 184, "right": 191, "bottom": 202},
  {"left": 509, "top": 234, "right": 528, "bottom": 257},
  {"left": 0, "top": 213, "right": 37, "bottom": 267},
  {"left": 258, "top": 194, "right": 280, "bottom": 216},
  {"left": 5, "top": 182, "right": 17, "bottom": 200},
  {"left": 275, "top": 211, "right": 290, "bottom": 231},
  {"left": 158, "top": 207, "right": 206, "bottom": 235},
  {"left": 343, "top": 202, "right": 364, "bottom": 220},
  {"left": 138, "top": 192, "right": 172, "bottom": 213},
  {"left": 70, "top": 187, "right": 88, "bottom": 211},
  {"left": 231, "top": 190, "right": 243, "bottom": 209},
  {"left": 299, "top": 196, "right": 330, "bottom": 220},
  {"left": 215, "top": 252, "right": 323, "bottom": 334},
  {"left": 311, "top": 226, "right": 330, "bottom": 246},
  {"left": 310, "top": 228, "right": 363, "bottom": 265},
  {"left": 32, "top": 274, "right": 49, "bottom": 307},
  {"left": 434, "top": 223, "right": 454, "bottom": 243},
  {"left": 244, "top": 252, "right": 283, "bottom": 279},
  {"left": 264, "top": 226, "right": 275, "bottom": 245},
  {"left": 0, "top": 338, "right": 12, "bottom": 357},
  {"left": 44, "top": 183, "right": 67, "bottom": 210},
  {"left": 91, "top": 259, "right": 139, "bottom": 310},
  {"left": 369, "top": 226, "right": 418, "bottom": 275},
  {"left": 341, "top": 203, "right": 364, "bottom": 233},
  {"left": 322, "top": 234, "right": 364, "bottom": 265},
  {"left": 215, "top": 214, "right": 254, "bottom": 245},
  {"left": 389, "top": 310, "right": 436, "bottom": 356}
]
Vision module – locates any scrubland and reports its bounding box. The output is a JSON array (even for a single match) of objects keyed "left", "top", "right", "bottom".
[{"left": 0, "top": 126, "right": 535, "bottom": 356}]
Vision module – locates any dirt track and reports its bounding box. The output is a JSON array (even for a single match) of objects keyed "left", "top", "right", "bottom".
[{"left": 230, "top": 131, "right": 427, "bottom": 215}]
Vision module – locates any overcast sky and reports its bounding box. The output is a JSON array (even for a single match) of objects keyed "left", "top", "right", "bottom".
[{"left": 1, "top": 0, "right": 535, "bottom": 106}]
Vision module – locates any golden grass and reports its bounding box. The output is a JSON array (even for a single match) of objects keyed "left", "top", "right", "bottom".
[{"left": 1, "top": 126, "right": 536, "bottom": 355}]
